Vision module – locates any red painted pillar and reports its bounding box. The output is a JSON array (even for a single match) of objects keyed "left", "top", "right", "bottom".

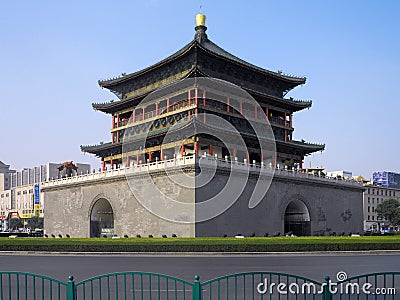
[
  {"left": 271, "top": 156, "right": 276, "bottom": 169},
  {"left": 203, "top": 90, "right": 206, "bottom": 106},
  {"left": 289, "top": 114, "right": 293, "bottom": 127},
  {"left": 148, "top": 152, "right": 153, "bottom": 162},
  {"left": 188, "top": 90, "right": 191, "bottom": 105},
  {"left": 181, "top": 145, "right": 185, "bottom": 157},
  {"left": 265, "top": 106, "right": 269, "bottom": 121},
  {"left": 246, "top": 151, "right": 250, "bottom": 164},
  {"left": 233, "top": 148, "right": 237, "bottom": 158},
  {"left": 110, "top": 160, "right": 114, "bottom": 170},
  {"left": 160, "top": 148, "right": 164, "bottom": 160},
  {"left": 194, "top": 141, "right": 199, "bottom": 155},
  {"left": 194, "top": 88, "right": 199, "bottom": 118},
  {"left": 102, "top": 160, "right": 106, "bottom": 171},
  {"left": 111, "top": 115, "right": 115, "bottom": 144},
  {"left": 142, "top": 107, "right": 145, "bottom": 120},
  {"left": 261, "top": 153, "right": 264, "bottom": 163},
  {"left": 227, "top": 97, "right": 230, "bottom": 112},
  {"left": 136, "top": 153, "right": 140, "bottom": 165},
  {"left": 208, "top": 144, "right": 213, "bottom": 156},
  {"left": 132, "top": 109, "right": 136, "bottom": 122},
  {"left": 299, "top": 160, "right": 303, "bottom": 170},
  {"left": 126, "top": 156, "right": 130, "bottom": 167}
]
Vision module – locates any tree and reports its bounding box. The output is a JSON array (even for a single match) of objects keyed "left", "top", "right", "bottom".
[
  {"left": 394, "top": 209, "right": 400, "bottom": 227},
  {"left": 375, "top": 198, "right": 400, "bottom": 226},
  {"left": 27, "top": 216, "right": 44, "bottom": 229},
  {"left": 8, "top": 218, "right": 23, "bottom": 230}
]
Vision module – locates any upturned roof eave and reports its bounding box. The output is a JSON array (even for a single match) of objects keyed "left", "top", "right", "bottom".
[
  {"left": 281, "top": 140, "right": 325, "bottom": 151},
  {"left": 92, "top": 68, "right": 201, "bottom": 113},
  {"left": 98, "top": 40, "right": 197, "bottom": 88},
  {"left": 196, "top": 39, "right": 306, "bottom": 85},
  {"left": 92, "top": 92, "right": 150, "bottom": 113},
  {"left": 246, "top": 88, "right": 312, "bottom": 111},
  {"left": 80, "top": 142, "right": 117, "bottom": 153}
]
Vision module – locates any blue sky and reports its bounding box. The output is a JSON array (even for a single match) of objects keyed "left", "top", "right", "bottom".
[{"left": 0, "top": 1, "right": 399, "bottom": 178}]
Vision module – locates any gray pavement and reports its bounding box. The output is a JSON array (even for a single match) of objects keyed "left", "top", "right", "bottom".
[{"left": 0, "top": 252, "right": 399, "bottom": 283}]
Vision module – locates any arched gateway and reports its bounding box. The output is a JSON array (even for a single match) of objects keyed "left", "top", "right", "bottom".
[
  {"left": 284, "top": 199, "right": 311, "bottom": 236},
  {"left": 90, "top": 198, "right": 114, "bottom": 238}
]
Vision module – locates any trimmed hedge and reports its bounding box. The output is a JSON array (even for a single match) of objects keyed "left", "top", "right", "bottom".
[{"left": 0, "top": 237, "right": 400, "bottom": 252}]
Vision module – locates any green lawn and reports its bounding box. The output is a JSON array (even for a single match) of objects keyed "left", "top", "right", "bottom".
[{"left": 0, "top": 236, "right": 399, "bottom": 252}]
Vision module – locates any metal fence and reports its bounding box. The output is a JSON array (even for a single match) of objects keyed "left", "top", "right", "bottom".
[
  {"left": 0, "top": 271, "right": 398, "bottom": 300},
  {"left": 0, "top": 272, "right": 68, "bottom": 300}
]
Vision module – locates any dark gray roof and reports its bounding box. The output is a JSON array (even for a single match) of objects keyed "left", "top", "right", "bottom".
[
  {"left": 0, "top": 161, "right": 9, "bottom": 167},
  {"left": 99, "top": 27, "right": 305, "bottom": 87},
  {"left": 199, "top": 39, "right": 305, "bottom": 83}
]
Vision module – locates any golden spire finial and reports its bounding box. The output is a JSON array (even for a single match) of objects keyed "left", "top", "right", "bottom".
[{"left": 196, "top": 12, "right": 206, "bottom": 27}]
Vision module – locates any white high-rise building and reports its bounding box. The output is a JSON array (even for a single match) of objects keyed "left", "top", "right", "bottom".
[{"left": 0, "top": 161, "right": 91, "bottom": 229}]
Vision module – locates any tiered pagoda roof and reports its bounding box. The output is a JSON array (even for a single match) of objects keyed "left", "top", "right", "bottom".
[
  {"left": 93, "top": 20, "right": 311, "bottom": 114},
  {"left": 83, "top": 14, "right": 324, "bottom": 161},
  {"left": 81, "top": 117, "right": 324, "bottom": 158}
]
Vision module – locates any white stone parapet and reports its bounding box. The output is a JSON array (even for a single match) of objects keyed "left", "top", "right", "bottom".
[
  {"left": 42, "top": 155, "right": 362, "bottom": 188},
  {"left": 43, "top": 156, "right": 196, "bottom": 188}
]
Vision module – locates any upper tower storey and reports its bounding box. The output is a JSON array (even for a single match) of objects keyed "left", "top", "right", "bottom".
[
  {"left": 93, "top": 14, "right": 311, "bottom": 115},
  {"left": 83, "top": 14, "right": 324, "bottom": 171}
]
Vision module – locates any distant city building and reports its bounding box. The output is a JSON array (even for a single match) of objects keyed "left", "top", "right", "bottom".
[
  {"left": 0, "top": 161, "right": 15, "bottom": 191},
  {"left": 326, "top": 170, "right": 352, "bottom": 180},
  {"left": 352, "top": 175, "right": 370, "bottom": 184},
  {"left": 4, "top": 162, "right": 91, "bottom": 189},
  {"left": 363, "top": 184, "right": 400, "bottom": 231},
  {"left": 0, "top": 161, "right": 91, "bottom": 230},
  {"left": 335, "top": 170, "right": 400, "bottom": 231},
  {"left": 302, "top": 167, "right": 325, "bottom": 176},
  {"left": 373, "top": 172, "right": 400, "bottom": 189}
]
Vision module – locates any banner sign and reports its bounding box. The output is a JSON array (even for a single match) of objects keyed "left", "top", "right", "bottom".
[{"left": 34, "top": 185, "right": 40, "bottom": 205}]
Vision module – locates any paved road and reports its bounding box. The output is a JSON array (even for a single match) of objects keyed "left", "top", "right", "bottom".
[{"left": 0, "top": 252, "right": 399, "bottom": 283}]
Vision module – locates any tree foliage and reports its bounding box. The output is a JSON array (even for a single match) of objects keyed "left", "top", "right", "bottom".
[
  {"left": 8, "top": 218, "right": 23, "bottom": 230},
  {"left": 7, "top": 216, "right": 44, "bottom": 231},
  {"left": 27, "top": 216, "right": 44, "bottom": 229},
  {"left": 375, "top": 198, "right": 400, "bottom": 226}
]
